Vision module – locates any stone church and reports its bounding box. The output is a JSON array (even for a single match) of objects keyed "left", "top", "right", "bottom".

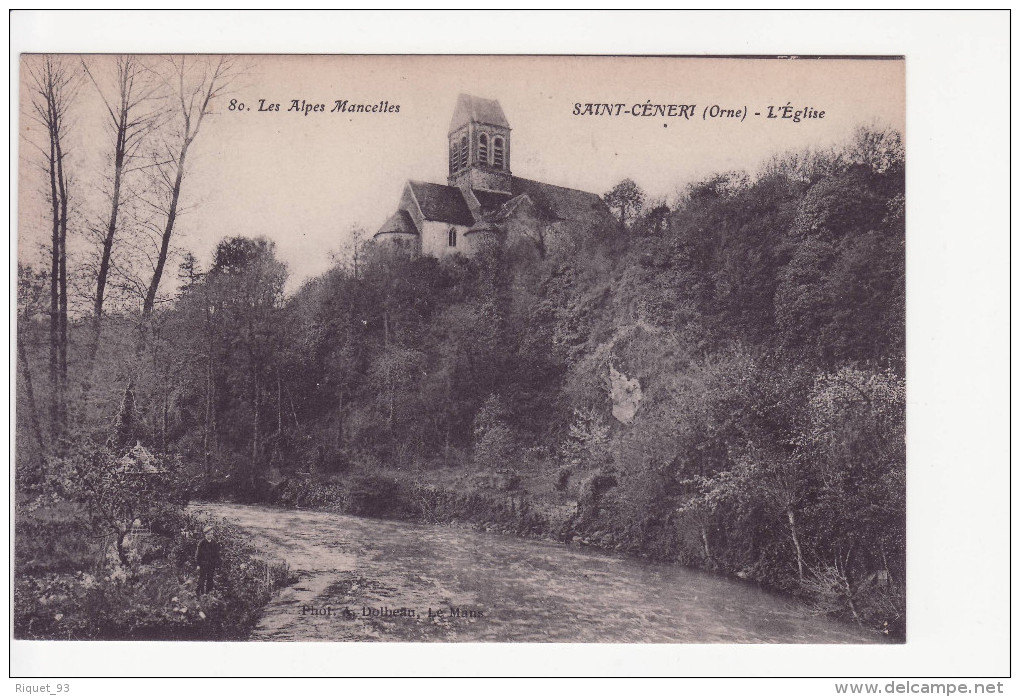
[{"left": 374, "top": 94, "right": 615, "bottom": 258}]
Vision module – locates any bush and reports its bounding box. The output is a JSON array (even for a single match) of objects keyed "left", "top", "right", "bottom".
[
  {"left": 275, "top": 474, "right": 348, "bottom": 511},
  {"left": 14, "top": 504, "right": 292, "bottom": 640},
  {"left": 554, "top": 465, "right": 572, "bottom": 492},
  {"left": 473, "top": 395, "right": 518, "bottom": 469},
  {"left": 496, "top": 468, "right": 521, "bottom": 492},
  {"left": 52, "top": 441, "right": 187, "bottom": 567},
  {"left": 346, "top": 473, "right": 406, "bottom": 517},
  {"left": 15, "top": 436, "right": 292, "bottom": 641}
]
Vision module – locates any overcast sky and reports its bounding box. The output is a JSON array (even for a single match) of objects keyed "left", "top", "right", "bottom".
[{"left": 19, "top": 55, "right": 905, "bottom": 291}]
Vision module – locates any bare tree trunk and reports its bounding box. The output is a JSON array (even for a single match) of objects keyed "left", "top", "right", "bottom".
[
  {"left": 787, "top": 507, "right": 805, "bottom": 581},
  {"left": 336, "top": 384, "right": 344, "bottom": 448},
  {"left": 288, "top": 387, "right": 300, "bottom": 429},
  {"left": 143, "top": 141, "right": 188, "bottom": 316},
  {"left": 82, "top": 56, "right": 158, "bottom": 387},
  {"left": 115, "top": 529, "right": 129, "bottom": 567},
  {"left": 17, "top": 335, "right": 47, "bottom": 467},
  {"left": 837, "top": 560, "right": 861, "bottom": 623},
  {"left": 387, "top": 367, "right": 395, "bottom": 427},
  {"left": 46, "top": 104, "right": 61, "bottom": 437},
  {"left": 384, "top": 311, "right": 393, "bottom": 427},
  {"left": 251, "top": 369, "right": 260, "bottom": 494},
  {"left": 701, "top": 524, "right": 712, "bottom": 560},
  {"left": 29, "top": 57, "right": 76, "bottom": 440},
  {"left": 87, "top": 65, "right": 128, "bottom": 366},
  {"left": 143, "top": 56, "right": 235, "bottom": 318},
  {"left": 203, "top": 349, "right": 213, "bottom": 477},
  {"left": 161, "top": 373, "right": 170, "bottom": 450},
  {"left": 276, "top": 366, "right": 283, "bottom": 436},
  {"left": 55, "top": 130, "right": 69, "bottom": 426},
  {"left": 88, "top": 135, "right": 124, "bottom": 365}
]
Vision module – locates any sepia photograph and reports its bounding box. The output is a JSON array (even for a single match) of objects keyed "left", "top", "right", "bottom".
[{"left": 14, "top": 51, "right": 909, "bottom": 648}]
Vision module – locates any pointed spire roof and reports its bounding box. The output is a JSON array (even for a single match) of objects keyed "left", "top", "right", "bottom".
[{"left": 449, "top": 94, "right": 510, "bottom": 133}]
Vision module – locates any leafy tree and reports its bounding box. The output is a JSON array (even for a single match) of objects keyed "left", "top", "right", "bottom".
[
  {"left": 473, "top": 395, "right": 517, "bottom": 470},
  {"left": 57, "top": 441, "right": 185, "bottom": 566},
  {"left": 775, "top": 166, "right": 904, "bottom": 365},
  {"left": 107, "top": 382, "right": 136, "bottom": 450},
  {"left": 169, "top": 236, "right": 288, "bottom": 496},
  {"left": 603, "top": 178, "right": 646, "bottom": 227}
]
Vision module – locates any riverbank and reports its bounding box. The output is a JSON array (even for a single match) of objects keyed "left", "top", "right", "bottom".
[
  {"left": 13, "top": 499, "right": 293, "bottom": 640},
  {"left": 238, "top": 466, "right": 900, "bottom": 641},
  {"left": 196, "top": 501, "right": 887, "bottom": 643}
]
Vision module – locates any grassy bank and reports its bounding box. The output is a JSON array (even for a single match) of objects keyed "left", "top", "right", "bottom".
[{"left": 14, "top": 498, "right": 293, "bottom": 640}]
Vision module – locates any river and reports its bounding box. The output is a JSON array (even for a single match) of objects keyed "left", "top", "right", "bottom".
[{"left": 193, "top": 502, "right": 884, "bottom": 643}]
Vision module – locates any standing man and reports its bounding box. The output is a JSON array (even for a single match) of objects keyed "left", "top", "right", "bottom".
[{"left": 195, "top": 525, "right": 220, "bottom": 596}]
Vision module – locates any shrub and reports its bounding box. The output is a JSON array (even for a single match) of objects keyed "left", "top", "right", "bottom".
[
  {"left": 575, "top": 467, "right": 619, "bottom": 522},
  {"left": 496, "top": 468, "right": 521, "bottom": 492},
  {"left": 14, "top": 505, "right": 292, "bottom": 640},
  {"left": 347, "top": 473, "right": 406, "bottom": 517},
  {"left": 53, "top": 441, "right": 187, "bottom": 567},
  {"left": 473, "top": 395, "right": 518, "bottom": 469},
  {"left": 554, "top": 465, "right": 572, "bottom": 492},
  {"left": 275, "top": 474, "right": 348, "bottom": 512}
]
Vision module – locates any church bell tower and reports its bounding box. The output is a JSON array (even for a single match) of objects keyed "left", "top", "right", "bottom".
[{"left": 448, "top": 94, "right": 512, "bottom": 194}]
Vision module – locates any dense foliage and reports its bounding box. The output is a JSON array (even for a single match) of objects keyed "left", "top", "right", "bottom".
[
  {"left": 17, "top": 127, "right": 906, "bottom": 638},
  {"left": 14, "top": 455, "right": 292, "bottom": 640}
]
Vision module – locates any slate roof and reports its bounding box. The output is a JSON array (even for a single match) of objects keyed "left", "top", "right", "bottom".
[
  {"left": 449, "top": 94, "right": 510, "bottom": 133},
  {"left": 394, "top": 177, "right": 612, "bottom": 230},
  {"left": 510, "top": 177, "right": 611, "bottom": 224},
  {"left": 377, "top": 210, "right": 419, "bottom": 235},
  {"left": 472, "top": 189, "right": 513, "bottom": 215},
  {"left": 408, "top": 181, "right": 475, "bottom": 226}
]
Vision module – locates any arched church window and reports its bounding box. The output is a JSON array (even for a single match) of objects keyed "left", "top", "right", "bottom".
[
  {"left": 479, "top": 134, "right": 489, "bottom": 164},
  {"left": 493, "top": 137, "right": 505, "bottom": 169},
  {"left": 448, "top": 227, "right": 457, "bottom": 247},
  {"left": 459, "top": 136, "right": 468, "bottom": 170}
]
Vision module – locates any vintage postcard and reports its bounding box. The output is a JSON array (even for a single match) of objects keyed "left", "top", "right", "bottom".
[{"left": 15, "top": 53, "right": 906, "bottom": 649}]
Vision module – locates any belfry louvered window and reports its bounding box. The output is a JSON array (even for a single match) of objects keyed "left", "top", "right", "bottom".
[
  {"left": 479, "top": 134, "right": 489, "bottom": 164},
  {"left": 459, "top": 136, "right": 468, "bottom": 170},
  {"left": 493, "top": 137, "right": 504, "bottom": 169}
]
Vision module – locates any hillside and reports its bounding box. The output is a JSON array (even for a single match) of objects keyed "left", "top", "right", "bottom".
[{"left": 16, "top": 127, "right": 906, "bottom": 638}]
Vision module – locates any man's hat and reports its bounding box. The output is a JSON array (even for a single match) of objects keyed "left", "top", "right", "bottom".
[{"left": 203, "top": 525, "right": 214, "bottom": 533}]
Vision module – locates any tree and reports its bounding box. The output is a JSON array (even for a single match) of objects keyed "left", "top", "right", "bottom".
[
  {"left": 801, "top": 367, "right": 906, "bottom": 592},
  {"left": 603, "top": 178, "right": 646, "bottom": 227},
  {"left": 473, "top": 394, "right": 517, "bottom": 470},
  {"left": 81, "top": 55, "right": 162, "bottom": 370},
  {"left": 16, "top": 264, "right": 49, "bottom": 467},
  {"left": 25, "top": 56, "right": 79, "bottom": 435},
  {"left": 335, "top": 225, "right": 370, "bottom": 279},
  {"left": 107, "top": 381, "right": 136, "bottom": 450},
  {"left": 142, "top": 56, "right": 239, "bottom": 317},
  {"left": 58, "top": 440, "right": 184, "bottom": 566},
  {"left": 774, "top": 166, "right": 904, "bottom": 365},
  {"left": 207, "top": 236, "right": 288, "bottom": 495}
]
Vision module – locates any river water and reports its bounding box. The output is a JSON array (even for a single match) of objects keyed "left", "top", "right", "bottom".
[{"left": 193, "top": 502, "right": 883, "bottom": 643}]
